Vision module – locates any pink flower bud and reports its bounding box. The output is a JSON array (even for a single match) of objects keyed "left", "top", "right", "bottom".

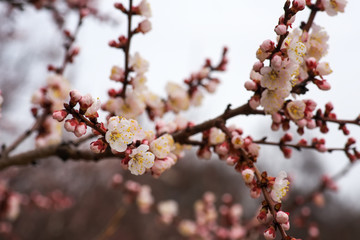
[
  {"left": 205, "top": 79, "right": 219, "bottom": 93},
  {"left": 260, "top": 39, "right": 275, "bottom": 52},
  {"left": 226, "top": 156, "right": 238, "bottom": 166},
  {"left": 138, "top": 19, "right": 152, "bottom": 34},
  {"left": 257, "top": 209, "right": 267, "bottom": 223},
  {"left": 296, "top": 119, "right": 307, "bottom": 127},
  {"left": 315, "top": 79, "right": 331, "bottom": 90},
  {"left": 276, "top": 211, "right": 289, "bottom": 224},
  {"left": 306, "top": 119, "right": 316, "bottom": 129},
  {"left": 79, "top": 93, "right": 94, "bottom": 111},
  {"left": 244, "top": 81, "right": 257, "bottom": 91},
  {"left": 111, "top": 173, "right": 123, "bottom": 188},
  {"left": 250, "top": 187, "right": 261, "bottom": 199},
  {"left": 308, "top": 224, "right": 319, "bottom": 238},
  {"left": 281, "top": 221, "right": 290, "bottom": 231},
  {"left": 70, "top": 90, "right": 82, "bottom": 104},
  {"left": 247, "top": 143, "right": 260, "bottom": 157},
  {"left": 271, "top": 122, "right": 280, "bottom": 131},
  {"left": 52, "top": 110, "right": 68, "bottom": 122},
  {"left": 271, "top": 113, "right": 282, "bottom": 124},
  {"left": 74, "top": 122, "right": 87, "bottom": 137},
  {"left": 271, "top": 55, "right": 282, "bottom": 69},
  {"left": 90, "top": 138, "right": 108, "bottom": 153},
  {"left": 274, "top": 24, "right": 287, "bottom": 35},
  {"left": 305, "top": 57, "right": 317, "bottom": 69},
  {"left": 292, "top": 0, "right": 306, "bottom": 11},
  {"left": 316, "top": 144, "right": 327, "bottom": 152},
  {"left": 249, "top": 96, "right": 260, "bottom": 109},
  {"left": 282, "top": 133, "right": 293, "bottom": 142},
  {"left": 282, "top": 147, "right": 292, "bottom": 158},
  {"left": 197, "top": 147, "right": 212, "bottom": 160},
  {"left": 252, "top": 61, "right": 264, "bottom": 72},
  {"left": 64, "top": 118, "right": 79, "bottom": 132},
  {"left": 215, "top": 142, "right": 230, "bottom": 156},
  {"left": 325, "top": 102, "right": 334, "bottom": 112},
  {"left": 298, "top": 138, "right": 307, "bottom": 146},
  {"left": 264, "top": 226, "right": 276, "bottom": 240}
]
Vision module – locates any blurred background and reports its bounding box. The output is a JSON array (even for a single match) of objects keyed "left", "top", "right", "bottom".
[{"left": 0, "top": 0, "right": 360, "bottom": 239}]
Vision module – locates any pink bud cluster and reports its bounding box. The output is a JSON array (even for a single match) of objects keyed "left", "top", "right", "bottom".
[
  {"left": 178, "top": 192, "right": 246, "bottom": 239},
  {"left": 53, "top": 90, "right": 102, "bottom": 139},
  {"left": 183, "top": 47, "right": 228, "bottom": 103},
  {"left": 111, "top": 0, "right": 152, "bottom": 49},
  {"left": 28, "top": 190, "right": 73, "bottom": 211},
  {"left": 111, "top": 175, "right": 179, "bottom": 219},
  {"left": 315, "top": 102, "right": 348, "bottom": 134}
]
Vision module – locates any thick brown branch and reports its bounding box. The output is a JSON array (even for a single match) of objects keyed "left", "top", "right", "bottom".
[
  {"left": 172, "top": 103, "right": 265, "bottom": 143},
  {"left": 0, "top": 144, "right": 117, "bottom": 170}
]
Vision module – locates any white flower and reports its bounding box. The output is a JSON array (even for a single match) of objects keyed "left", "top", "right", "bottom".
[
  {"left": 288, "top": 39, "right": 306, "bottom": 65},
  {"left": 138, "top": 0, "right": 152, "bottom": 18},
  {"left": 209, "top": 127, "right": 226, "bottom": 145},
  {"left": 178, "top": 220, "right": 197, "bottom": 237},
  {"left": 139, "top": 19, "right": 152, "bottom": 34},
  {"left": 143, "top": 90, "right": 165, "bottom": 118},
  {"left": 316, "top": 62, "right": 332, "bottom": 76},
  {"left": 112, "top": 90, "right": 146, "bottom": 119},
  {"left": 322, "top": 0, "right": 347, "bottom": 16},
  {"left": 46, "top": 74, "right": 70, "bottom": 111},
  {"left": 132, "top": 74, "right": 147, "bottom": 90},
  {"left": 128, "top": 144, "right": 155, "bottom": 175},
  {"left": 306, "top": 24, "right": 329, "bottom": 61},
  {"left": 260, "top": 67, "right": 291, "bottom": 91},
  {"left": 136, "top": 185, "right": 154, "bottom": 213},
  {"left": 256, "top": 48, "right": 271, "bottom": 62},
  {"left": 130, "top": 52, "right": 149, "bottom": 74},
  {"left": 105, "top": 116, "right": 145, "bottom": 152},
  {"left": 190, "top": 89, "right": 204, "bottom": 107},
  {"left": 150, "top": 134, "right": 174, "bottom": 159},
  {"left": 6, "top": 194, "right": 21, "bottom": 221},
  {"left": 158, "top": 200, "right": 179, "bottom": 224},
  {"left": 166, "top": 82, "right": 190, "bottom": 113},
  {"left": 242, "top": 169, "right": 255, "bottom": 184},
  {"left": 109, "top": 66, "right": 124, "bottom": 82},
  {"left": 270, "top": 171, "right": 290, "bottom": 203},
  {"left": 85, "top": 97, "right": 101, "bottom": 118},
  {"left": 286, "top": 100, "right": 306, "bottom": 120},
  {"left": 260, "top": 88, "right": 290, "bottom": 114},
  {"left": 151, "top": 157, "right": 176, "bottom": 178}
]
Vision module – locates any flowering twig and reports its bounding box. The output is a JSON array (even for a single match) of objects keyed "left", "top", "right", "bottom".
[
  {"left": 252, "top": 164, "right": 289, "bottom": 239},
  {"left": 0, "top": 144, "right": 116, "bottom": 170},
  {"left": 120, "top": 0, "right": 134, "bottom": 98},
  {"left": 301, "top": 0, "right": 321, "bottom": 32}
]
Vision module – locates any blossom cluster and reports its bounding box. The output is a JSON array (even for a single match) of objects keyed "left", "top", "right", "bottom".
[
  {"left": 178, "top": 192, "right": 246, "bottom": 239},
  {"left": 31, "top": 74, "right": 71, "bottom": 147},
  {"left": 245, "top": 0, "right": 347, "bottom": 133},
  {"left": 111, "top": 173, "right": 179, "bottom": 222}
]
